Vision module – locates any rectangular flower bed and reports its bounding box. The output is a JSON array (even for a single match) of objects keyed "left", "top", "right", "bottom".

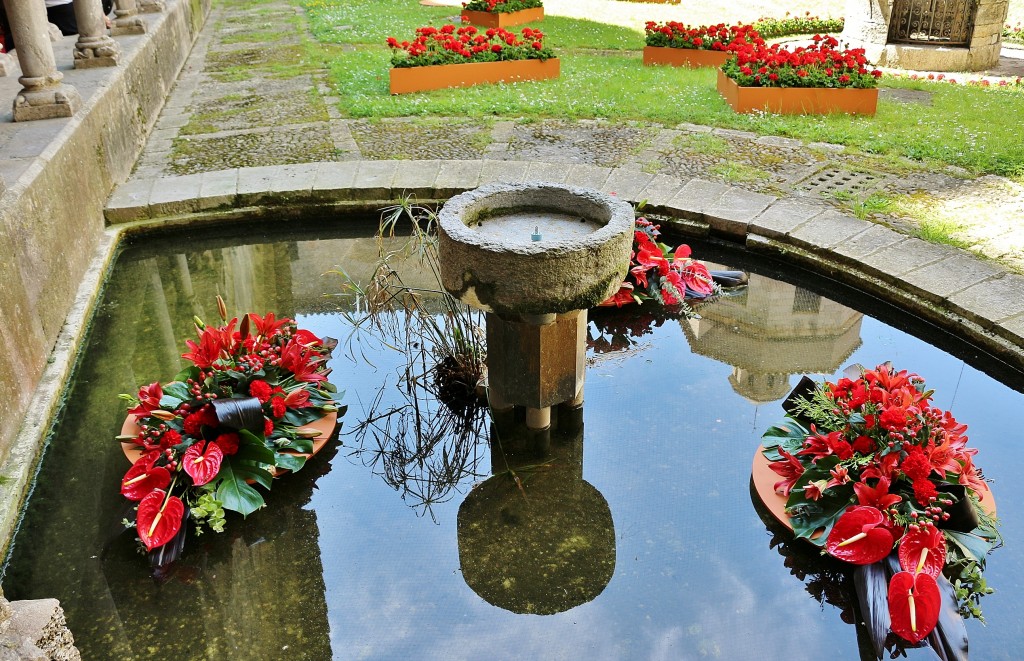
[
  {"left": 461, "top": 7, "right": 544, "bottom": 28},
  {"left": 717, "top": 69, "right": 878, "bottom": 115},
  {"left": 642, "top": 46, "right": 731, "bottom": 68},
  {"left": 390, "top": 58, "right": 560, "bottom": 94}
]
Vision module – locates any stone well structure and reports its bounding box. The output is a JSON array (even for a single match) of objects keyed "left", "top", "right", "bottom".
[{"left": 841, "top": 0, "right": 1009, "bottom": 71}]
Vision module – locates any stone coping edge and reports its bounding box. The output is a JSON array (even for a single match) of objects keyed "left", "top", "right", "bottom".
[
  {"left": 0, "top": 231, "right": 120, "bottom": 565},
  {"left": 104, "top": 160, "right": 1024, "bottom": 377}
]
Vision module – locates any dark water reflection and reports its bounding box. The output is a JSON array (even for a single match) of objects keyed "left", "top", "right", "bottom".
[{"left": 3, "top": 220, "right": 1024, "bottom": 660}]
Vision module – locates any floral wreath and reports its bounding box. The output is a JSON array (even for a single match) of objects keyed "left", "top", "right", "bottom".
[
  {"left": 118, "top": 298, "right": 345, "bottom": 560},
  {"left": 760, "top": 363, "right": 1000, "bottom": 645}
]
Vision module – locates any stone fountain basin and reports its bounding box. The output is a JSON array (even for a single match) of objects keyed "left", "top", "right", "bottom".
[{"left": 438, "top": 182, "right": 635, "bottom": 317}]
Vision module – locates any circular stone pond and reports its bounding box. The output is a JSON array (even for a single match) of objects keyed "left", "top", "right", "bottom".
[{"left": 2, "top": 217, "right": 1023, "bottom": 660}]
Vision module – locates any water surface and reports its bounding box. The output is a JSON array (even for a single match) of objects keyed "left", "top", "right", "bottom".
[{"left": 3, "top": 220, "right": 1023, "bottom": 660}]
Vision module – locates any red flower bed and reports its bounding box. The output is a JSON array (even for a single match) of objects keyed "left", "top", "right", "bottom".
[
  {"left": 462, "top": 0, "right": 542, "bottom": 13},
  {"left": 722, "top": 34, "right": 881, "bottom": 89},
  {"left": 388, "top": 24, "right": 554, "bottom": 68},
  {"left": 643, "top": 21, "right": 763, "bottom": 52}
]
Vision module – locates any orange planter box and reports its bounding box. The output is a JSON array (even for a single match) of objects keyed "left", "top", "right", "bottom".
[
  {"left": 389, "top": 58, "right": 560, "bottom": 94},
  {"left": 717, "top": 69, "right": 878, "bottom": 116},
  {"left": 642, "top": 46, "right": 731, "bottom": 68},
  {"left": 460, "top": 7, "right": 544, "bottom": 28}
]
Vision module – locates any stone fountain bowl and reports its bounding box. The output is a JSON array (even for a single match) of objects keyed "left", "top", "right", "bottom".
[{"left": 437, "top": 182, "right": 635, "bottom": 317}]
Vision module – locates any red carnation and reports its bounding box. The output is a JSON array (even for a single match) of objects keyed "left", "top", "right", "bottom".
[
  {"left": 271, "top": 397, "right": 287, "bottom": 418},
  {"left": 912, "top": 478, "right": 938, "bottom": 505},
  {"left": 159, "top": 429, "right": 182, "bottom": 450},
  {"left": 264, "top": 418, "right": 275, "bottom": 436},
  {"left": 216, "top": 432, "right": 240, "bottom": 456},
  {"left": 249, "top": 379, "right": 273, "bottom": 404}
]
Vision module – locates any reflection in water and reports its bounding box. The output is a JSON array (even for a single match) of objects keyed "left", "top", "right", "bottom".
[
  {"left": 458, "top": 406, "right": 615, "bottom": 615},
  {"left": 682, "top": 266, "right": 863, "bottom": 403}
]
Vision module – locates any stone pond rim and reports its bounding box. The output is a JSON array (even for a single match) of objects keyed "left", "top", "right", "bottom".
[{"left": 437, "top": 182, "right": 635, "bottom": 317}]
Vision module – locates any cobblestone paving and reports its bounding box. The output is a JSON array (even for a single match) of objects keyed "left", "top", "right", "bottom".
[
  {"left": 349, "top": 119, "right": 492, "bottom": 161},
  {"left": 133, "top": 0, "right": 1024, "bottom": 272},
  {"left": 499, "top": 120, "right": 657, "bottom": 168}
]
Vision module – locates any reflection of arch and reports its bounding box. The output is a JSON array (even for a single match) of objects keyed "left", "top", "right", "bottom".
[
  {"left": 457, "top": 408, "right": 615, "bottom": 615},
  {"left": 681, "top": 268, "right": 863, "bottom": 403}
]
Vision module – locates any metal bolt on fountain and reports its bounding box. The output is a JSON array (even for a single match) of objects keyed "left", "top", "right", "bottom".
[{"left": 438, "top": 182, "right": 635, "bottom": 435}]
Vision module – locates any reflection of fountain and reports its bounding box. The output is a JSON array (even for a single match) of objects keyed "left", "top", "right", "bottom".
[
  {"left": 681, "top": 266, "right": 863, "bottom": 403},
  {"left": 438, "top": 183, "right": 629, "bottom": 614},
  {"left": 458, "top": 406, "right": 615, "bottom": 615}
]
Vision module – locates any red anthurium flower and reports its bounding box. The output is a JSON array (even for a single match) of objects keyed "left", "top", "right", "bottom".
[
  {"left": 600, "top": 282, "right": 636, "bottom": 307},
  {"left": 825, "top": 506, "right": 894, "bottom": 564},
  {"left": 183, "top": 442, "right": 224, "bottom": 486},
  {"left": 294, "top": 328, "right": 322, "bottom": 347},
  {"left": 898, "top": 525, "right": 946, "bottom": 578},
  {"left": 121, "top": 453, "right": 171, "bottom": 501},
  {"left": 888, "top": 571, "right": 941, "bottom": 643},
  {"left": 136, "top": 489, "right": 185, "bottom": 551}
]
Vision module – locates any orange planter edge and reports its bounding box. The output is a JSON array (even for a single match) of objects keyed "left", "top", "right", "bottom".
[
  {"left": 751, "top": 445, "right": 996, "bottom": 540},
  {"left": 642, "top": 46, "right": 731, "bottom": 68},
  {"left": 389, "top": 58, "right": 560, "bottom": 94},
  {"left": 121, "top": 411, "right": 338, "bottom": 478},
  {"left": 460, "top": 7, "right": 544, "bottom": 28},
  {"left": 717, "top": 69, "right": 879, "bottom": 116}
]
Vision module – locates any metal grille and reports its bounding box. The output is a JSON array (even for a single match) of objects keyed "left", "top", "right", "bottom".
[{"left": 888, "top": 0, "right": 978, "bottom": 45}]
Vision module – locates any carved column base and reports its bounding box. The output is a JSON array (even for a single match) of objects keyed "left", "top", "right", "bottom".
[
  {"left": 138, "top": 0, "right": 165, "bottom": 12},
  {"left": 74, "top": 36, "right": 122, "bottom": 68},
  {"left": 110, "top": 16, "right": 146, "bottom": 35},
  {"left": 13, "top": 83, "right": 82, "bottom": 121}
]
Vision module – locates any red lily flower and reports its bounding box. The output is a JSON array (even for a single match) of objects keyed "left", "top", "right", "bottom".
[
  {"left": 888, "top": 571, "right": 941, "bottom": 643},
  {"left": 181, "top": 328, "right": 223, "bottom": 368},
  {"left": 121, "top": 453, "right": 170, "bottom": 501},
  {"left": 898, "top": 525, "right": 946, "bottom": 578},
  {"left": 127, "top": 382, "right": 163, "bottom": 417},
  {"left": 825, "top": 506, "right": 894, "bottom": 564},
  {"left": 768, "top": 447, "right": 804, "bottom": 496},
  {"left": 249, "top": 311, "right": 291, "bottom": 339},
  {"left": 136, "top": 489, "right": 185, "bottom": 551},
  {"left": 279, "top": 338, "right": 327, "bottom": 382},
  {"left": 283, "top": 389, "right": 312, "bottom": 409},
  {"left": 183, "top": 442, "right": 224, "bottom": 486},
  {"left": 853, "top": 477, "right": 903, "bottom": 510}
]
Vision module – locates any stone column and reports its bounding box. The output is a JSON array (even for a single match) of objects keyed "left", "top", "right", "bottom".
[
  {"left": 73, "top": 0, "right": 121, "bottom": 68},
  {"left": 110, "top": 0, "right": 145, "bottom": 35},
  {"left": 5, "top": 0, "right": 82, "bottom": 121}
]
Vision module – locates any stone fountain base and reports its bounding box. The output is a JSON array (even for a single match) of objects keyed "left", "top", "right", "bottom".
[{"left": 0, "top": 590, "right": 81, "bottom": 660}]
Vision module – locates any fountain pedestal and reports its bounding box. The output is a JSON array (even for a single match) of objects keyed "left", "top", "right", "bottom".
[{"left": 438, "top": 182, "right": 634, "bottom": 429}]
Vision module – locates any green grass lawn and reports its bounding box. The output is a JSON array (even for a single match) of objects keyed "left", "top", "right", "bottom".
[{"left": 304, "top": 0, "right": 1024, "bottom": 177}]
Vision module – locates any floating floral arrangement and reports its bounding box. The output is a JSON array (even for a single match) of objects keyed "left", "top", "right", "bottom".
[
  {"left": 118, "top": 299, "right": 344, "bottom": 559},
  {"left": 761, "top": 364, "right": 1000, "bottom": 643},
  {"left": 387, "top": 25, "right": 554, "bottom": 68},
  {"left": 600, "top": 217, "right": 718, "bottom": 308},
  {"left": 462, "top": 0, "right": 542, "bottom": 13},
  {"left": 722, "top": 34, "right": 881, "bottom": 89},
  {"left": 643, "top": 22, "right": 763, "bottom": 52}
]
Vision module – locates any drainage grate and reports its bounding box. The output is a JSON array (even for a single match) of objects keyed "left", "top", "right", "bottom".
[{"left": 799, "top": 169, "right": 884, "bottom": 196}]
